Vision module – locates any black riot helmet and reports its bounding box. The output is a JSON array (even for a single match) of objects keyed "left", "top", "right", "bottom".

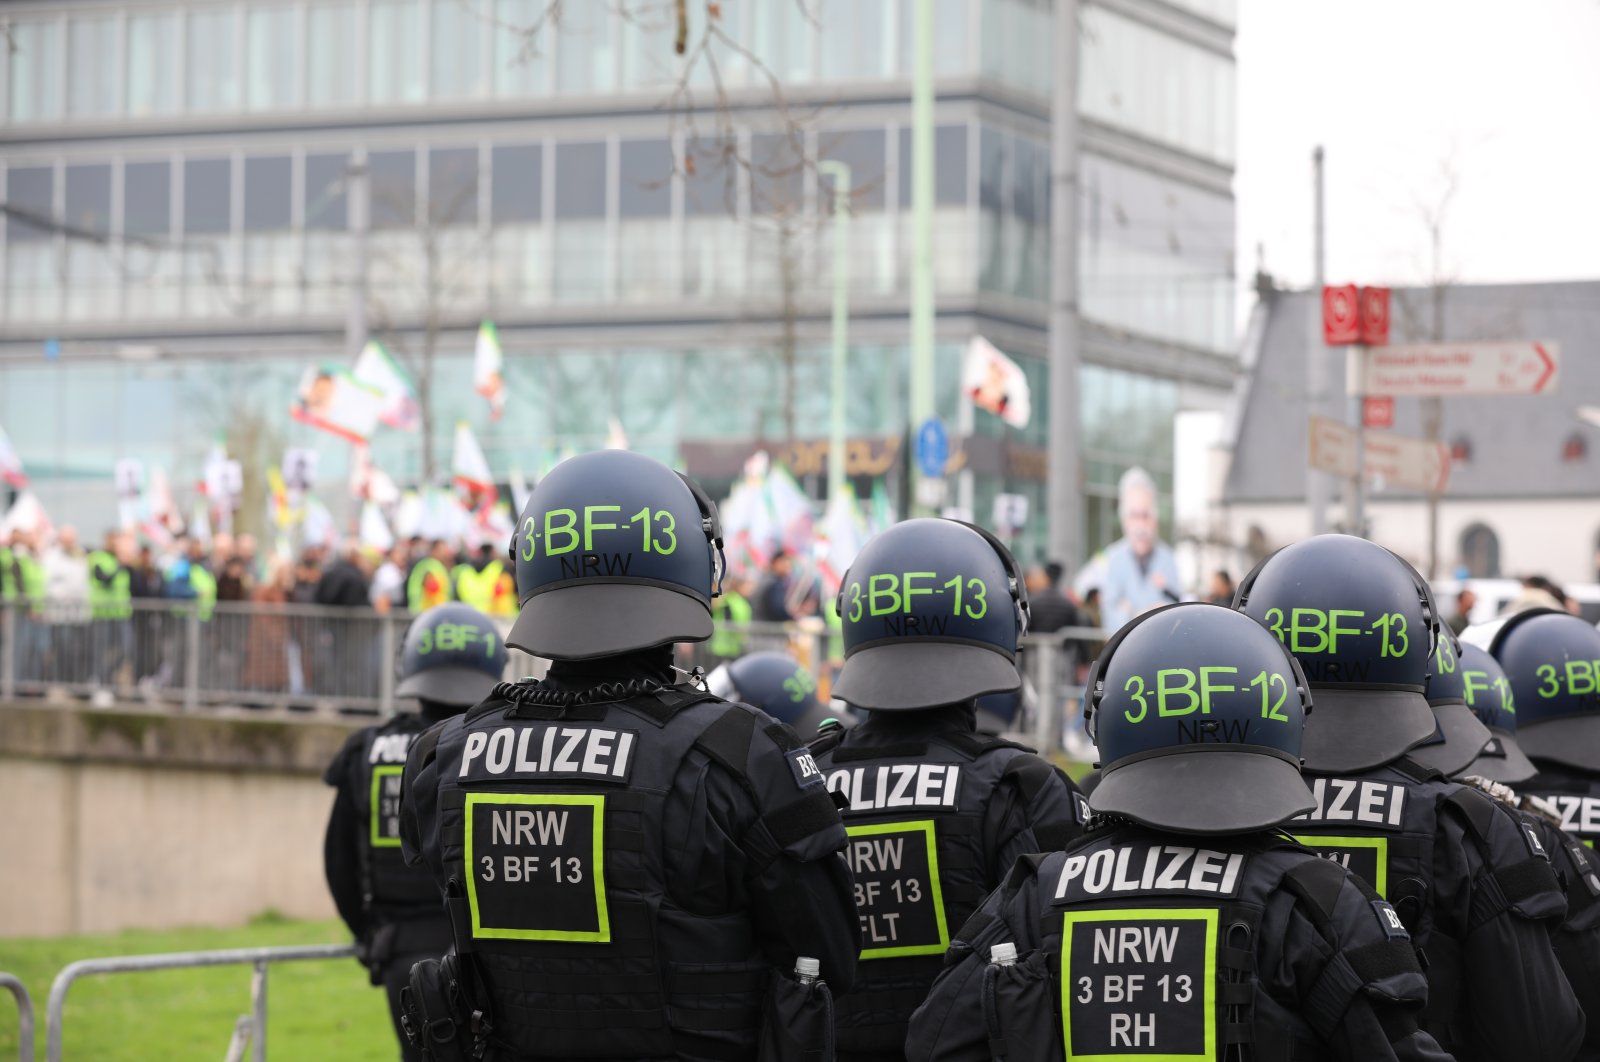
[
  {"left": 507, "top": 450, "right": 724, "bottom": 660},
  {"left": 397, "top": 603, "right": 509, "bottom": 707},
  {"left": 830, "top": 518, "right": 1028, "bottom": 711},
  {"left": 1234, "top": 534, "right": 1439, "bottom": 773},
  {"left": 1489, "top": 608, "right": 1600, "bottom": 773},
  {"left": 1084, "top": 602, "right": 1315, "bottom": 835},
  {"left": 706, "top": 651, "right": 843, "bottom": 735},
  {"left": 1410, "top": 625, "right": 1493, "bottom": 777},
  {"left": 1458, "top": 639, "right": 1537, "bottom": 783}
]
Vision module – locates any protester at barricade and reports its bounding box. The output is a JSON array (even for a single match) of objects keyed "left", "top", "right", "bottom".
[
  {"left": 1207, "top": 567, "right": 1236, "bottom": 606},
  {"left": 1024, "top": 561, "right": 1078, "bottom": 633},
  {"left": 88, "top": 529, "right": 134, "bottom": 703},
  {"left": 369, "top": 544, "right": 408, "bottom": 616},
  {"left": 128, "top": 543, "right": 165, "bottom": 686},
  {"left": 316, "top": 542, "right": 376, "bottom": 700},
  {"left": 42, "top": 526, "right": 90, "bottom": 687},
  {"left": 243, "top": 560, "right": 296, "bottom": 696},
  {"left": 754, "top": 549, "right": 797, "bottom": 621},
  {"left": 405, "top": 539, "right": 454, "bottom": 613}
]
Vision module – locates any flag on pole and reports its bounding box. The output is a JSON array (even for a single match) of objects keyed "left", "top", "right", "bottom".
[
  {"left": 0, "top": 425, "right": 26, "bottom": 488},
  {"left": 451, "top": 421, "right": 497, "bottom": 510},
  {"left": 359, "top": 501, "right": 395, "bottom": 552},
  {"left": 0, "top": 491, "right": 50, "bottom": 538},
  {"left": 508, "top": 466, "right": 532, "bottom": 517},
  {"left": 962, "top": 335, "right": 1032, "bottom": 429},
  {"left": 190, "top": 495, "right": 213, "bottom": 548},
  {"left": 141, "top": 465, "right": 178, "bottom": 546},
  {"left": 290, "top": 365, "right": 384, "bottom": 443},
  {"left": 349, "top": 445, "right": 400, "bottom": 507},
  {"left": 606, "top": 416, "right": 629, "bottom": 450},
  {"left": 474, "top": 321, "right": 507, "bottom": 422},
  {"left": 353, "top": 340, "right": 420, "bottom": 431}
]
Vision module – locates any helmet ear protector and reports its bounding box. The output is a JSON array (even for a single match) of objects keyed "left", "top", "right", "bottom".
[
  {"left": 832, "top": 519, "right": 1030, "bottom": 639},
  {"left": 1082, "top": 600, "right": 1314, "bottom": 745},
  {"left": 505, "top": 467, "right": 727, "bottom": 599},
  {"left": 1233, "top": 539, "right": 1441, "bottom": 680},
  {"left": 676, "top": 472, "right": 726, "bottom": 599}
]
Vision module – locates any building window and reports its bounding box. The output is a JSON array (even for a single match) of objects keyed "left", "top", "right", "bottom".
[
  {"left": 617, "top": 138, "right": 675, "bottom": 301},
  {"left": 187, "top": 8, "right": 241, "bottom": 113},
  {"left": 432, "top": 2, "right": 487, "bottom": 100},
  {"left": 818, "top": 0, "right": 893, "bottom": 82},
  {"left": 9, "top": 20, "right": 65, "bottom": 123},
  {"left": 899, "top": 0, "right": 974, "bottom": 78},
  {"left": 369, "top": 0, "right": 424, "bottom": 105},
  {"left": 818, "top": 128, "right": 892, "bottom": 295},
  {"left": 64, "top": 164, "right": 114, "bottom": 319},
  {"left": 247, "top": 6, "right": 300, "bottom": 111},
  {"left": 6, "top": 166, "right": 57, "bottom": 322},
  {"left": 124, "top": 160, "right": 178, "bottom": 317},
  {"left": 244, "top": 156, "right": 296, "bottom": 314},
  {"left": 493, "top": 0, "right": 550, "bottom": 98},
  {"left": 69, "top": 17, "right": 119, "bottom": 118},
  {"left": 490, "top": 143, "right": 544, "bottom": 306},
  {"left": 555, "top": 3, "right": 615, "bottom": 96},
  {"left": 1459, "top": 523, "right": 1501, "bottom": 579},
  {"left": 308, "top": 2, "right": 360, "bottom": 108},
  {"left": 127, "top": 13, "right": 179, "bottom": 117},
  {"left": 553, "top": 141, "right": 608, "bottom": 301},
  {"left": 1079, "top": 6, "right": 1235, "bottom": 164},
  {"left": 684, "top": 139, "right": 742, "bottom": 299},
  {"left": 369, "top": 150, "right": 418, "bottom": 229}
]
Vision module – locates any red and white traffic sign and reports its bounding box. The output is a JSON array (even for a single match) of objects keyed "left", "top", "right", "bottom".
[
  {"left": 1323, "top": 285, "right": 1360, "bottom": 345},
  {"left": 1362, "top": 395, "right": 1394, "bottom": 429},
  {"left": 1359, "top": 287, "right": 1390, "bottom": 346},
  {"left": 1309, "top": 416, "right": 1450, "bottom": 494},
  {"left": 1349, "top": 340, "right": 1561, "bottom": 397}
]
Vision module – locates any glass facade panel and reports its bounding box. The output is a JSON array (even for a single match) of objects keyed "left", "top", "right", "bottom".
[
  {"left": 556, "top": 3, "right": 615, "bottom": 96},
  {"left": 751, "top": 1, "right": 812, "bottom": 85},
  {"left": 618, "top": 139, "right": 674, "bottom": 300},
  {"left": 63, "top": 165, "right": 111, "bottom": 233},
  {"left": 187, "top": 8, "right": 240, "bottom": 113},
  {"left": 1079, "top": 7, "right": 1235, "bottom": 164},
  {"left": 1079, "top": 152, "right": 1235, "bottom": 352},
  {"left": 819, "top": 0, "right": 893, "bottom": 82},
  {"left": 246, "top": 6, "right": 299, "bottom": 111},
  {"left": 619, "top": 5, "right": 680, "bottom": 93},
  {"left": 819, "top": 129, "right": 892, "bottom": 295},
  {"left": 127, "top": 13, "right": 178, "bottom": 117},
  {"left": 493, "top": 0, "right": 550, "bottom": 98},
  {"left": 553, "top": 142, "right": 607, "bottom": 301},
  {"left": 683, "top": 141, "right": 741, "bottom": 299},
  {"left": 981, "top": 0, "right": 1051, "bottom": 100},
  {"left": 124, "top": 161, "right": 171, "bottom": 237},
  {"left": 432, "top": 3, "right": 487, "bottom": 100},
  {"left": 899, "top": 0, "right": 972, "bottom": 77},
  {"left": 69, "top": 17, "right": 118, "bottom": 118},
  {"left": 305, "top": 153, "right": 350, "bottom": 231},
  {"left": 369, "top": 0, "right": 424, "bottom": 104},
  {"left": 491, "top": 145, "right": 541, "bottom": 222},
  {"left": 308, "top": 2, "right": 360, "bottom": 107},
  {"left": 428, "top": 147, "right": 480, "bottom": 226},
  {"left": 10, "top": 20, "right": 65, "bottom": 123},
  {"left": 369, "top": 150, "right": 418, "bottom": 229},
  {"left": 7, "top": 167, "right": 55, "bottom": 242},
  {"left": 64, "top": 165, "right": 114, "bottom": 319},
  {"left": 183, "top": 158, "right": 232, "bottom": 235}
]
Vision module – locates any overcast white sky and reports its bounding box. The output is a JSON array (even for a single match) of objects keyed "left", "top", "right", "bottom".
[{"left": 1235, "top": 0, "right": 1600, "bottom": 295}]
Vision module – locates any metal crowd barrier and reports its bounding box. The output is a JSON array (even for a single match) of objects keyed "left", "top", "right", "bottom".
[
  {"left": 45, "top": 943, "right": 357, "bottom": 1062},
  {"left": 0, "top": 598, "right": 1105, "bottom": 753},
  {"left": 0, "top": 973, "right": 33, "bottom": 1062}
]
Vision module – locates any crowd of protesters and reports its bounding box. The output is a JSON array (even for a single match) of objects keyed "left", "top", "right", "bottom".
[{"left": 0, "top": 524, "right": 517, "bottom": 708}]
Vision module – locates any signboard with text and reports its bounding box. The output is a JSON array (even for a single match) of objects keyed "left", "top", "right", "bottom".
[
  {"left": 1309, "top": 416, "right": 1450, "bottom": 494},
  {"left": 1349, "top": 341, "right": 1560, "bottom": 397}
]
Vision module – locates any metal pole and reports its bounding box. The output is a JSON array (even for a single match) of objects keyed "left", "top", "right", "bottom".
[
  {"left": 251, "top": 960, "right": 267, "bottom": 1062},
  {"left": 0, "top": 972, "right": 34, "bottom": 1062},
  {"left": 183, "top": 608, "right": 200, "bottom": 712},
  {"left": 346, "top": 152, "right": 370, "bottom": 359},
  {"left": 0, "top": 603, "right": 15, "bottom": 702},
  {"left": 1308, "top": 146, "right": 1330, "bottom": 534},
  {"left": 378, "top": 613, "right": 397, "bottom": 718},
  {"left": 1046, "top": 0, "right": 1084, "bottom": 568},
  {"left": 818, "top": 161, "right": 852, "bottom": 510},
  {"left": 1351, "top": 345, "right": 1368, "bottom": 537},
  {"left": 908, "top": 0, "right": 936, "bottom": 515}
]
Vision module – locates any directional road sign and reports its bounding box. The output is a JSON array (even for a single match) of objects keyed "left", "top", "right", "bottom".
[
  {"left": 914, "top": 417, "right": 950, "bottom": 479},
  {"left": 1349, "top": 340, "right": 1560, "bottom": 397},
  {"left": 1309, "top": 416, "right": 1450, "bottom": 494}
]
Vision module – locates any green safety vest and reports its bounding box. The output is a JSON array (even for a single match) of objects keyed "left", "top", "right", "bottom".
[
  {"left": 19, "top": 553, "right": 44, "bottom": 610},
  {"left": 453, "top": 560, "right": 504, "bottom": 613},
  {"left": 709, "top": 590, "right": 752, "bottom": 657},
  {"left": 407, "top": 557, "right": 454, "bottom": 613},
  {"left": 0, "top": 547, "right": 14, "bottom": 603},
  {"left": 186, "top": 564, "right": 217, "bottom": 623},
  {"left": 88, "top": 550, "right": 132, "bottom": 620}
]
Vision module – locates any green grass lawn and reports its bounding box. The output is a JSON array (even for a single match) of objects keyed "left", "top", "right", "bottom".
[{"left": 0, "top": 915, "right": 400, "bottom": 1061}]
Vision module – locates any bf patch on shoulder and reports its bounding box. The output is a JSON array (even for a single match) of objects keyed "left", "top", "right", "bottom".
[
  {"left": 1372, "top": 900, "right": 1409, "bottom": 941},
  {"left": 1564, "top": 839, "right": 1600, "bottom": 897},
  {"left": 787, "top": 748, "right": 825, "bottom": 789},
  {"left": 1072, "top": 792, "right": 1091, "bottom": 826}
]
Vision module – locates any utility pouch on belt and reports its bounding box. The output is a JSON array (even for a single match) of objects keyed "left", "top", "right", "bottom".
[
  {"left": 757, "top": 972, "right": 836, "bottom": 1062},
  {"left": 401, "top": 953, "right": 485, "bottom": 1062},
  {"left": 981, "top": 949, "right": 1059, "bottom": 1062}
]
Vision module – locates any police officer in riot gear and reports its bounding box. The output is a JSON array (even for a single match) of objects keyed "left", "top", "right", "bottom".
[
  {"left": 706, "top": 650, "right": 847, "bottom": 735},
  {"left": 1480, "top": 609, "right": 1600, "bottom": 1059},
  {"left": 324, "top": 603, "right": 508, "bottom": 1062},
  {"left": 1236, "top": 534, "right": 1583, "bottom": 1062},
  {"left": 1409, "top": 626, "right": 1494, "bottom": 777},
  {"left": 908, "top": 602, "right": 1451, "bottom": 1062},
  {"left": 807, "top": 518, "right": 1085, "bottom": 1062},
  {"left": 398, "top": 450, "right": 859, "bottom": 1061}
]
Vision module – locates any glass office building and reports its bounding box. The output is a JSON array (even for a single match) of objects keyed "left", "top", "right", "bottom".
[{"left": 0, "top": 0, "right": 1236, "bottom": 560}]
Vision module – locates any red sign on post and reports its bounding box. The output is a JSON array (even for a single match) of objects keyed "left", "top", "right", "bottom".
[
  {"left": 1363, "top": 395, "right": 1394, "bottom": 429},
  {"left": 1323, "top": 285, "right": 1360, "bottom": 345},
  {"left": 1359, "top": 286, "right": 1390, "bottom": 346}
]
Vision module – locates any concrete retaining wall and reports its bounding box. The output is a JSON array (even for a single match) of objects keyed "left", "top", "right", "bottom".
[{"left": 0, "top": 702, "right": 363, "bottom": 937}]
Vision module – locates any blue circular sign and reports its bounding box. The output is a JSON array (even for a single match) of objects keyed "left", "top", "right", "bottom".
[{"left": 915, "top": 418, "right": 949, "bottom": 479}]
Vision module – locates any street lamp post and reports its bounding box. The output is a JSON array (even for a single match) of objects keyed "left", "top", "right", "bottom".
[{"left": 818, "top": 161, "right": 852, "bottom": 509}]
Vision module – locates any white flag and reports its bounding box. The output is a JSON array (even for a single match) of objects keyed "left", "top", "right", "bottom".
[
  {"left": 451, "top": 422, "right": 496, "bottom": 507},
  {"left": 0, "top": 425, "right": 25, "bottom": 487},
  {"left": 474, "top": 321, "right": 506, "bottom": 421},
  {"left": 353, "top": 341, "right": 419, "bottom": 431},
  {"left": 962, "top": 336, "right": 1032, "bottom": 430},
  {"left": 359, "top": 501, "right": 395, "bottom": 552}
]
